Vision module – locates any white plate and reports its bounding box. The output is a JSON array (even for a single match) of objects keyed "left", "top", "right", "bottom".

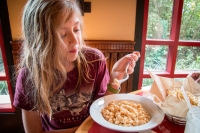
[{"left": 90, "top": 94, "right": 164, "bottom": 132}]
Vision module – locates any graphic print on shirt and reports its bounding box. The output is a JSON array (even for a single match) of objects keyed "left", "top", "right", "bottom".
[{"left": 50, "top": 89, "right": 92, "bottom": 116}]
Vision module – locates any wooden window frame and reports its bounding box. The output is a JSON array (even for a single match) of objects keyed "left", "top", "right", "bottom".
[
  {"left": 138, "top": 0, "right": 200, "bottom": 89},
  {"left": 0, "top": 0, "right": 15, "bottom": 112},
  {"left": 0, "top": 23, "right": 15, "bottom": 112}
]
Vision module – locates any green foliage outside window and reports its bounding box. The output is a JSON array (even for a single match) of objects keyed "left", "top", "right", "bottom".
[
  {"left": 144, "top": 45, "right": 168, "bottom": 71},
  {"left": 0, "top": 81, "right": 8, "bottom": 95},
  {"left": 143, "top": 0, "right": 200, "bottom": 87},
  {"left": 180, "top": 0, "right": 200, "bottom": 40},
  {"left": 147, "top": 0, "right": 173, "bottom": 39},
  {"left": 147, "top": 0, "right": 200, "bottom": 41},
  {"left": 0, "top": 50, "right": 4, "bottom": 72},
  {"left": 0, "top": 50, "right": 7, "bottom": 95},
  {"left": 176, "top": 46, "right": 200, "bottom": 70}
]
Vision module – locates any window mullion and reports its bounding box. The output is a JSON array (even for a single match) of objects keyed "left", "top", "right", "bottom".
[
  {"left": 166, "top": 0, "right": 184, "bottom": 77},
  {"left": 170, "top": 0, "right": 183, "bottom": 40},
  {"left": 138, "top": 0, "right": 149, "bottom": 89}
]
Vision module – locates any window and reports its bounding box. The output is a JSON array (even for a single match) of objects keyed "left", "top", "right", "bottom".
[
  {"left": 138, "top": 0, "right": 200, "bottom": 89},
  {"left": 0, "top": 21, "right": 15, "bottom": 112}
]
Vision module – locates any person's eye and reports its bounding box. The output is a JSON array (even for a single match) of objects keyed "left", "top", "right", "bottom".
[
  {"left": 74, "top": 29, "right": 80, "bottom": 32},
  {"left": 61, "top": 34, "right": 67, "bottom": 38}
]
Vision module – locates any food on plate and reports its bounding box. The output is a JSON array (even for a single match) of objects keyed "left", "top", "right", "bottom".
[
  {"left": 101, "top": 100, "right": 150, "bottom": 126},
  {"left": 167, "top": 88, "right": 199, "bottom": 106}
]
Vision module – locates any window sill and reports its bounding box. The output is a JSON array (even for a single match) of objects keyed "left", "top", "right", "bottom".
[
  {"left": 0, "top": 95, "right": 12, "bottom": 110},
  {"left": 0, "top": 103, "right": 12, "bottom": 109}
]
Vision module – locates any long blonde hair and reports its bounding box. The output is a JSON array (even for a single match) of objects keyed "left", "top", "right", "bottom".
[{"left": 18, "top": 0, "right": 92, "bottom": 118}]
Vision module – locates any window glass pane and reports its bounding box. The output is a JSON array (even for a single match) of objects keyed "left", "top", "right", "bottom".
[
  {"left": 0, "top": 48, "right": 5, "bottom": 73},
  {"left": 142, "top": 78, "right": 153, "bottom": 87},
  {"left": 179, "top": 0, "right": 200, "bottom": 41},
  {"left": 176, "top": 46, "right": 200, "bottom": 71},
  {"left": 0, "top": 81, "right": 11, "bottom": 106},
  {"left": 144, "top": 45, "right": 168, "bottom": 71},
  {"left": 0, "top": 82, "right": 11, "bottom": 111},
  {"left": 175, "top": 78, "right": 184, "bottom": 82},
  {"left": 0, "top": 81, "right": 8, "bottom": 95},
  {"left": 142, "top": 78, "right": 184, "bottom": 87},
  {"left": 147, "top": 0, "right": 173, "bottom": 39}
]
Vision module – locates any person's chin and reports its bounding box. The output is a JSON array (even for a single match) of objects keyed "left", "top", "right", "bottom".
[{"left": 70, "top": 54, "right": 78, "bottom": 62}]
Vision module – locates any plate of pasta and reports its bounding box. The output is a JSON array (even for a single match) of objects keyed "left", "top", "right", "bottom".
[{"left": 90, "top": 94, "right": 164, "bottom": 132}]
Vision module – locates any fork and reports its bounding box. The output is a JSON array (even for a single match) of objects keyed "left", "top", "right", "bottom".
[{"left": 118, "top": 62, "right": 130, "bottom": 84}]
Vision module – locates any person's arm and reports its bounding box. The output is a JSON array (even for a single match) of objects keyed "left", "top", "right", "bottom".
[
  {"left": 105, "top": 83, "right": 118, "bottom": 95},
  {"left": 22, "top": 110, "right": 78, "bottom": 133},
  {"left": 105, "top": 51, "right": 140, "bottom": 95}
]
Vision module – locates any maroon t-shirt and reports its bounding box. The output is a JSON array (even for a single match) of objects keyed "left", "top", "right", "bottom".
[{"left": 13, "top": 47, "right": 110, "bottom": 131}]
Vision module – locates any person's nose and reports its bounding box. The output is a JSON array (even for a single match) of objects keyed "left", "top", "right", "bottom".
[{"left": 68, "top": 32, "right": 78, "bottom": 46}]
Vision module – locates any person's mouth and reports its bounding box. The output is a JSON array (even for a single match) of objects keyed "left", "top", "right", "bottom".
[{"left": 69, "top": 49, "right": 77, "bottom": 53}]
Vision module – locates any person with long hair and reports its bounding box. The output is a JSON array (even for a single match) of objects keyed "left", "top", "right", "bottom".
[{"left": 13, "top": 0, "right": 140, "bottom": 132}]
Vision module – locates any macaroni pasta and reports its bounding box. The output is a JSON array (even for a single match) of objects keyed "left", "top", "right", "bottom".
[{"left": 101, "top": 100, "right": 150, "bottom": 126}]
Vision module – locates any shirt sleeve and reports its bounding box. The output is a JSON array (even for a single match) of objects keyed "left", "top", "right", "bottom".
[{"left": 13, "top": 68, "right": 34, "bottom": 110}]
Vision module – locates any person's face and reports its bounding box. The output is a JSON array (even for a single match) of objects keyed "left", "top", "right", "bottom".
[{"left": 59, "top": 13, "right": 81, "bottom": 62}]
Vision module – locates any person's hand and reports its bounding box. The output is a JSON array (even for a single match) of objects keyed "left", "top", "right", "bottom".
[
  {"left": 189, "top": 72, "right": 200, "bottom": 84},
  {"left": 110, "top": 51, "right": 140, "bottom": 87}
]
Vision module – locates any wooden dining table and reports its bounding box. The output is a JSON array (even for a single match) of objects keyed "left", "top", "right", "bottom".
[{"left": 75, "top": 89, "right": 186, "bottom": 133}]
